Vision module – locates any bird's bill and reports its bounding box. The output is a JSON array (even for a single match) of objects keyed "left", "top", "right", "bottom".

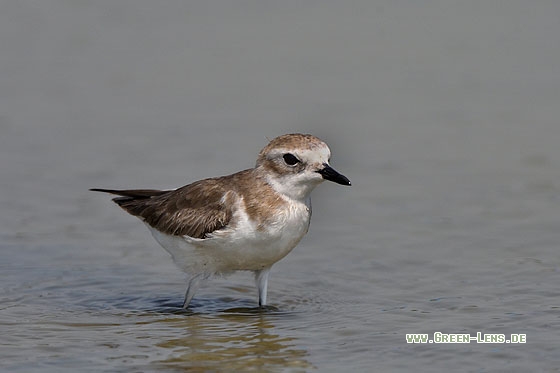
[{"left": 317, "top": 164, "right": 351, "bottom": 186}]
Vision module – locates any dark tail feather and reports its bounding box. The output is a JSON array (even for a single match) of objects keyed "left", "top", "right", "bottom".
[
  {"left": 89, "top": 188, "right": 168, "bottom": 200},
  {"left": 90, "top": 188, "right": 169, "bottom": 218}
]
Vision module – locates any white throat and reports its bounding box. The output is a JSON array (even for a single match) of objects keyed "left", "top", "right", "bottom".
[{"left": 265, "top": 173, "right": 322, "bottom": 202}]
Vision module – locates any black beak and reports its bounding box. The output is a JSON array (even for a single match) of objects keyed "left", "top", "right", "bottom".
[{"left": 317, "top": 164, "right": 351, "bottom": 186}]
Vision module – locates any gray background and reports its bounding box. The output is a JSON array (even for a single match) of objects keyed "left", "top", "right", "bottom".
[{"left": 2, "top": 1, "right": 559, "bottom": 372}]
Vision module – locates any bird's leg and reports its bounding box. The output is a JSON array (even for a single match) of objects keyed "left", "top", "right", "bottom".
[
  {"left": 183, "top": 274, "right": 205, "bottom": 309},
  {"left": 254, "top": 267, "right": 271, "bottom": 307}
]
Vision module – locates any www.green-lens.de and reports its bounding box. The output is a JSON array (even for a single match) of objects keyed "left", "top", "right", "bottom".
[{"left": 406, "top": 332, "right": 526, "bottom": 344}]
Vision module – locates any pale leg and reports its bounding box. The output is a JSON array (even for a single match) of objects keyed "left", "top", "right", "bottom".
[
  {"left": 183, "top": 274, "right": 205, "bottom": 309},
  {"left": 254, "top": 267, "right": 271, "bottom": 307}
]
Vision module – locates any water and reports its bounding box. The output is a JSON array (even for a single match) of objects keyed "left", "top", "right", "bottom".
[{"left": 2, "top": 1, "right": 560, "bottom": 371}]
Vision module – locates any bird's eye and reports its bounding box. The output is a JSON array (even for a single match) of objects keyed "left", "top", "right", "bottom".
[{"left": 283, "top": 153, "right": 300, "bottom": 166}]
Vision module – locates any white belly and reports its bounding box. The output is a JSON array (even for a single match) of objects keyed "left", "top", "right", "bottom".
[{"left": 146, "top": 199, "right": 311, "bottom": 275}]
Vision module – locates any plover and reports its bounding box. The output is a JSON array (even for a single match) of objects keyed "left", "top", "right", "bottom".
[{"left": 91, "top": 133, "right": 350, "bottom": 308}]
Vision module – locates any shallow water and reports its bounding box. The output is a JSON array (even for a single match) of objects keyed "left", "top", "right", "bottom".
[{"left": 2, "top": 1, "right": 560, "bottom": 372}]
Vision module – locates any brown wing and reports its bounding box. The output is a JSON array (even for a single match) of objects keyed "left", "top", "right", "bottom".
[{"left": 90, "top": 179, "right": 234, "bottom": 238}]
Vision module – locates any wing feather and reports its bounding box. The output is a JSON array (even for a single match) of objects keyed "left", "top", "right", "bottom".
[{"left": 90, "top": 180, "right": 234, "bottom": 238}]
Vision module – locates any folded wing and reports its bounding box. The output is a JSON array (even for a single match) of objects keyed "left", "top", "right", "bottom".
[{"left": 90, "top": 179, "right": 233, "bottom": 238}]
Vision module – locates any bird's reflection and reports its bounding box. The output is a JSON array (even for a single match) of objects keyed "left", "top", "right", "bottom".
[{"left": 149, "top": 297, "right": 313, "bottom": 371}]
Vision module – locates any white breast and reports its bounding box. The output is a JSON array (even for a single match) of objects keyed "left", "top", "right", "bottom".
[{"left": 147, "top": 198, "right": 312, "bottom": 276}]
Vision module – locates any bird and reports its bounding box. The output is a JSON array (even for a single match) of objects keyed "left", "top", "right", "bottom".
[{"left": 91, "top": 133, "right": 350, "bottom": 308}]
